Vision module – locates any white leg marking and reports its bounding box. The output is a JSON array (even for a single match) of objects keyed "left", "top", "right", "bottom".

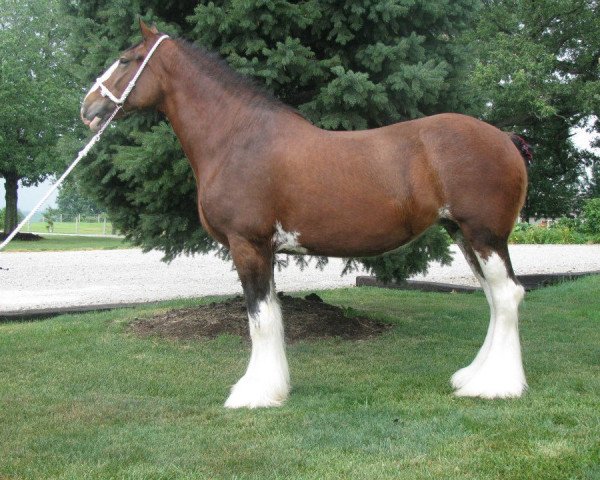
[
  {"left": 272, "top": 221, "right": 308, "bottom": 254},
  {"left": 225, "top": 283, "right": 290, "bottom": 408},
  {"left": 454, "top": 252, "right": 527, "bottom": 399},
  {"left": 451, "top": 242, "right": 496, "bottom": 389}
]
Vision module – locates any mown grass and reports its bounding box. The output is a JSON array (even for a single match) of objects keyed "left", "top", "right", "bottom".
[
  {"left": 1, "top": 234, "right": 131, "bottom": 252},
  {"left": 0, "top": 278, "right": 598, "bottom": 479},
  {"left": 26, "top": 221, "right": 114, "bottom": 236}
]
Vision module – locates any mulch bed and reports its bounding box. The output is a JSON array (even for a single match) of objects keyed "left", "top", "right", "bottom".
[
  {"left": 0, "top": 232, "right": 43, "bottom": 242},
  {"left": 129, "top": 293, "right": 390, "bottom": 343}
]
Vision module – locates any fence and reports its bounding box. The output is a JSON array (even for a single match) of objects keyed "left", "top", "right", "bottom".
[{"left": 23, "top": 213, "right": 118, "bottom": 236}]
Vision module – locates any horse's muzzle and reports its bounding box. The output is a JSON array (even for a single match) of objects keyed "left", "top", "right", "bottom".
[{"left": 81, "top": 101, "right": 110, "bottom": 132}]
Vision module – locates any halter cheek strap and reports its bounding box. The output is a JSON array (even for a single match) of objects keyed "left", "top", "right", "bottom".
[{"left": 98, "top": 34, "right": 170, "bottom": 105}]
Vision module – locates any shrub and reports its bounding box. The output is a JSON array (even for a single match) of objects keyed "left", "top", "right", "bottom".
[
  {"left": 509, "top": 221, "right": 587, "bottom": 244},
  {"left": 581, "top": 198, "right": 600, "bottom": 235},
  {"left": 510, "top": 201, "right": 600, "bottom": 245},
  {"left": 554, "top": 216, "right": 583, "bottom": 231}
]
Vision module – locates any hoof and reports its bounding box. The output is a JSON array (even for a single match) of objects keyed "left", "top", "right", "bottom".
[{"left": 224, "top": 375, "right": 289, "bottom": 409}]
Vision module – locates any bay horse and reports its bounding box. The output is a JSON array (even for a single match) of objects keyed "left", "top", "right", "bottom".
[{"left": 81, "top": 21, "right": 530, "bottom": 408}]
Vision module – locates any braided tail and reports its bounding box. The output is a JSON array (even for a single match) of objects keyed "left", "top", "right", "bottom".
[{"left": 510, "top": 134, "right": 533, "bottom": 166}]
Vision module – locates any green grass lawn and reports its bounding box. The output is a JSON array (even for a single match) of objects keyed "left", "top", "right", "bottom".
[
  {"left": 1, "top": 234, "right": 131, "bottom": 252},
  {"left": 25, "top": 221, "right": 115, "bottom": 235},
  {"left": 0, "top": 278, "right": 598, "bottom": 479}
]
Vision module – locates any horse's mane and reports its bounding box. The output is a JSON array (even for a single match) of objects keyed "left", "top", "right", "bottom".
[{"left": 175, "top": 39, "right": 292, "bottom": 113}]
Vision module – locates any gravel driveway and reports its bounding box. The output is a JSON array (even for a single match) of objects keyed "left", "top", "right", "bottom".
[{"left": 1, "top": 244, "right": 599, "bottom": 314}]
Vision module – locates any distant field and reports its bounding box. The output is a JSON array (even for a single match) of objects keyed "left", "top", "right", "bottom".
[
  {"left": 1, "top": 234, "right": 131, "bottom": 252},
  {"left": 22, "top": 221, "right": 115, "bottom": 235}
]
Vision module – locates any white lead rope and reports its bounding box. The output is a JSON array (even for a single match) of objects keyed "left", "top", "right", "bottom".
[{"left": 0, "top": 35, "right": 169, "bottom": 252}]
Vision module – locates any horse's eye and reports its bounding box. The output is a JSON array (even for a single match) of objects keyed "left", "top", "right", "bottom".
[{"left": 119, "top": 57, "right": 130, "bottom": 65}]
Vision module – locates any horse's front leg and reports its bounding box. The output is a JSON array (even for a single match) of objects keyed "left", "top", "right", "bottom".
[{"left": 224, "top": 237, "right": 290, "bottom": 408}]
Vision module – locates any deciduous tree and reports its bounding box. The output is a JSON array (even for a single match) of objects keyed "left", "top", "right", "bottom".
[
  {"left": 0, "top": 0, "right": 79, "bottom": 234},
  {"left": 56, "top": 179, "right": 102, "bottom": 217},
  {"left": 465, "top": 0, "right": 600, "bottom": 218}
]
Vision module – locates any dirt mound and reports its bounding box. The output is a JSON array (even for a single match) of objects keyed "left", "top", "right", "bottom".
[
  {"left": 0, "top": 232, "right": 43, "bottom": 242},
  {"left": 129, "top": 293, "right": 390, "bottom": 343}
]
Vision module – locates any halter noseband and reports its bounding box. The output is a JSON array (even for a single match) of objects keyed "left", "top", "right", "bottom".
[{"left": 97, "top": 34, "right": 170, "bottom": 105}]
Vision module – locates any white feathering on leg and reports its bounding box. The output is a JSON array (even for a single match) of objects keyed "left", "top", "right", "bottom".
[
  {"left": 451, "top": 277, "right": 495, "bottom": 389},
  {"left": 451, "top": 239, "right": 496, "bottom": 389},
  {"left": 225, "top": 284, "right": 290, "bottom": 408},
  {"left": 454, "top": 252, "right": 527, "bottom": 398}
]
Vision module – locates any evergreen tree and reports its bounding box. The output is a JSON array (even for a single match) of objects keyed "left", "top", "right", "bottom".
[{"left": 62, "top": 0, "right": 480, "bottom": 279}]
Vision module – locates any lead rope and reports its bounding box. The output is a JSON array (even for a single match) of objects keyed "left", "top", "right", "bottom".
[{"left": 0, "top": 35, "right": 169, "bottom": 252}]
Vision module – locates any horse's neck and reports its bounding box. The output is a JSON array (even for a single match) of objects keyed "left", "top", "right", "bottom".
[{"left": 158, "top": 49, "right": 280, "bottom": 186}]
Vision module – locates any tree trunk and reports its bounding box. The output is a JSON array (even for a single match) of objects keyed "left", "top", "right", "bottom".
[{"left": 4, "top": 173, "right": 19, "bottom": 235}]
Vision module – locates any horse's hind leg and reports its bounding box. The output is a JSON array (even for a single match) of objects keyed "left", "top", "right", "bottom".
[
  {"left": 224, "top": 237, "right": 290, "bottom": 408},
  {"left": 448, "top": 223, "right": 527, "bottom": 398},
  {"left": 442, "top": 222, "right": 496, "bottom": 389}
]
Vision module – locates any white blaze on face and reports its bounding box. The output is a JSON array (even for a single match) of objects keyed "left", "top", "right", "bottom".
[
  {"left": 272, "top": 221, "right": 308, "bottom": 254},
  {"left": 83, "top": 60, "right": 120, "bottom": 103}
]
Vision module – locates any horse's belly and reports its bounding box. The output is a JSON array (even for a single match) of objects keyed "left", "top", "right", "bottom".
[
  {"left": 302, "top": 229, "right": 413, "bottom": 257},
  {"left": 274, "top": 156, "right": 440, "bottom": 257},
  {"left": 281, "top": 205, "right": 420, "bottom": 257}
]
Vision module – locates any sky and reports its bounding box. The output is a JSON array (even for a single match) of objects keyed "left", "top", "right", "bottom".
[
  {"left": 1, "top": 126, "right": 598, "bottom": 216},
  {"left": 0, "top": 177, "right": 59, "bottom": 213}
]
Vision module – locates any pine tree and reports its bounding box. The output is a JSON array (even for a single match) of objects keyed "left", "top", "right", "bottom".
[{"left": 62, "top": 0, "right": 479, "bottom": 279}]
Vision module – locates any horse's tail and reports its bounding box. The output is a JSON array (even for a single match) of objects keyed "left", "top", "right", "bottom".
[{"left": 509, "top": 133, "right": 533, "bottom": 166}]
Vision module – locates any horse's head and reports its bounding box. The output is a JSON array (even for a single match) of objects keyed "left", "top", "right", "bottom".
[{"left": 80, "top": 20, "right": 167, "bottom": 131}]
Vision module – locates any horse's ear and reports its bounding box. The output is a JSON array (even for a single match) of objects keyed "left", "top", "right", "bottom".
[{"left": 139, "top": 18, "right": 158, "bottom": 41}]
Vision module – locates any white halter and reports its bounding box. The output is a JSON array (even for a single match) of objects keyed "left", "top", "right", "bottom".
[{"left": 97, "top": 34, "right": 170, "bottom": 105}]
